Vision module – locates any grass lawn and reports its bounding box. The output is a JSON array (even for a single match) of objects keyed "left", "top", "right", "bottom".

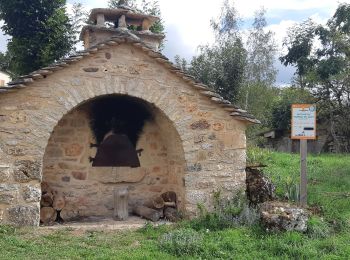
[{"left": 1, "top": 150, "right": 349, "bottom": 259}]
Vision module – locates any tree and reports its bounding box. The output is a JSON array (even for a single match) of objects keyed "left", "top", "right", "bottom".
[
  {"left": 280, "top": 3, "right": 350, "bottom": 152},
  {"left": 108, "top": 0, "right": 137, "bottom": 9},
  {"left": 174, "top": 55, "right": 188, "bottom": 72},
  {"left": 238, "top": 8, "right": 278, "bottom": 129},
  {"left": 188, "top": 0, "right": 247, "bottom": 102},
  {"left": 245, "top": 8, "right": 277, "bottom": 86},
  {"left": 0, "top": 0, "right": 75, "bottom": 76},
  {"left": 0, "top": 52, "right": 11, "bottom": 74},
  {"left": 271, "top": 87, "right": 315, "bottom": 130},
  {"left": 70, "top": 2, "right": 88, "bottom": 51}
]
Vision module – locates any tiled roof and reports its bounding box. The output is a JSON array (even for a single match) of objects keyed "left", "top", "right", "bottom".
[{"left": 1, "top": 30, "right": 260, "bottom": 124}]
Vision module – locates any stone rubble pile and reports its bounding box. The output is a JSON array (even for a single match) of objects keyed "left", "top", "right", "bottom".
[{"left": 246, "top": 167, "right": 308, "bottom": 232}]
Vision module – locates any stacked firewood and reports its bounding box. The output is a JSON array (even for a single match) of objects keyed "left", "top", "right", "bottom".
[
  {"left": 133, "top": 191, "right": 181, "bottom": 222},
  {"left": 40, "top": 182, "right": 66, "bottom": 225}
]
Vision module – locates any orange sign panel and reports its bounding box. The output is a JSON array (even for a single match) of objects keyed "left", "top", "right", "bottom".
[{"left": 291, "top": 104, "right": 316, "bottom": 140}]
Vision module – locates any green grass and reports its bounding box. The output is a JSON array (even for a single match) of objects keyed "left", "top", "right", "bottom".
[{"left": 0, "top": 150, "right": 349, "bottom": 259}]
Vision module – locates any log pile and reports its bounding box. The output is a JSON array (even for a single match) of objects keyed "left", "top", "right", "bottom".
[
  {"left": 40, "top": 182, "right": 67, "bottom": 225},
  {"left": 133, "top": 191, "right": 181, "bottom": 222}
]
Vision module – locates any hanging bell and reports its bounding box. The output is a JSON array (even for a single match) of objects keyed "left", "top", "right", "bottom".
[{"left": 92, "top": 132, "right": 141, "bottom": 167}]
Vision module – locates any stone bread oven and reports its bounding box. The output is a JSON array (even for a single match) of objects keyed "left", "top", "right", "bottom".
[{"left": 0, "top": 6, "right": 259, "bottom": 226}]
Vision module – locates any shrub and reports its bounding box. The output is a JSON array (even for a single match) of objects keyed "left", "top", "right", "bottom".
[
  {"left": 247, "top": 146, "right": 272, "bottom": 166},
  {"left": 307, "top": 217, "right": 331, "bottom": 239},
  {"left": 159, "top": 228, "right": 203, "bottom": 256},
  {"left": 185, "top": 190, "right": 260, "bottom": 231}
]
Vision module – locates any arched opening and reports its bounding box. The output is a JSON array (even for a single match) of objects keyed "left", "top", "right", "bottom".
[{"left": 40, "top": 94, "right": 186, "bottom": 224}]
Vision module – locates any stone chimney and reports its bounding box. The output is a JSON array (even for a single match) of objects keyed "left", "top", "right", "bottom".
[{"left": 80, "top": 7, "right": 165, "bottom": 51}]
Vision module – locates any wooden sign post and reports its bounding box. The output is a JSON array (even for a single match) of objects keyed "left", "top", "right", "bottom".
[{"left": 291, "top": 104, "right": 316, "bottom": 207}]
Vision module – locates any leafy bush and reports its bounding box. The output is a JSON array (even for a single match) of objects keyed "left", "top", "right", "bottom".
[
  {"left": 247, "top": 145, "right": 272, "bottom": 166},
  {"left": 159, "top": 228, "right": 203, "bottom": 256},
  {"left": 185, "top": 190, "right": 260, "bottom": 231},
  {"left": 307, "top": 217, "right": 331, "bottom": 239}
]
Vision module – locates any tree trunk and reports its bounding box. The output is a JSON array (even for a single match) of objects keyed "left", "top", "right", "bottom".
[
  {"left": 133, "top": 206, "right": 161, "bottom": 222},
  {"left": 40, "top": 207, "right": 57, "bottom": 224}
]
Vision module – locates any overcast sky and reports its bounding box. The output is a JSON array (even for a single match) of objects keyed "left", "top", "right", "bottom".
[{"left": 0, "top": 0, "right": 347, "bottom": 85}]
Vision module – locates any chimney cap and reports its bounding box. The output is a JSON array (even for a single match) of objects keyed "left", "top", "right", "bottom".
[{"left": 88, "top": 8, "right": 159, "bottom": 24}]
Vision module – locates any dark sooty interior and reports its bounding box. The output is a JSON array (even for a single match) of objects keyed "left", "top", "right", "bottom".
[{"left": 89, "top": 95, "right": 153, "bottom": 146}]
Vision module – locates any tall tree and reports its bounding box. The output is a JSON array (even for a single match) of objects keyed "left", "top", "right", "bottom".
[
  {"left": 0, "top": 0, "right": 75, "bottom": 76},
  {"left": 280, "top": 3, "right": 350, "bottom": 152},
  {"left": 174, "top": 55, "right": 188, "bottom": 72},
  {"left": 238, "top": 8, "right": 278, "bottom": 129},
  {"left": 70, "top": 2, "right": 88, "bottom": 49},
  {"left": 189, "top": 0, "right": 247, "bottom": 102},
  {"left": 245, "top": 8, "right": 277, "bottom": 86},
  {"left": 108, "top": 0, "right": 137, "bottom": 9}
]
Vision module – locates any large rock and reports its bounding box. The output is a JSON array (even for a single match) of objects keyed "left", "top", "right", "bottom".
[
  {"left": 246, "top": 167, "right": 275, "bottom": 205},
  {"left": 260, "top": 201, "right": 308, "bottom": 232},
  {"left": 13, "top": 160, "right": 42, "bottom": 182},
  {"left": 8, "top": 205, "right": 40, "bottom": 226}
]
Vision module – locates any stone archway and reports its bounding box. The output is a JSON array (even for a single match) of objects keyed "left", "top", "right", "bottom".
[
  {"left": 40, "top": 94, "right": 186, "bottom": 222},
  {"left": 0, "top": 42, "right": 248, "bottom": 226}
]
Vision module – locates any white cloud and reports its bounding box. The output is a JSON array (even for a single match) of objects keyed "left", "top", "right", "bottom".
[
  {"left": 234, "top": 0, "right": 340, "bottom": 18},
  {"left": 0, "top": 0, "right": 347, "bottom": 84}
]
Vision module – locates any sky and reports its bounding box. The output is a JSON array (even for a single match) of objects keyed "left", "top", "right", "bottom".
[{"left": 0, "top": 0, "right": 347, "bottom": 85}]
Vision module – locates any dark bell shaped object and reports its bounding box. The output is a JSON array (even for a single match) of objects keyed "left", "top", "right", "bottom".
[{"left": 92, "top": 133, "right": 140, "bottom": 167}]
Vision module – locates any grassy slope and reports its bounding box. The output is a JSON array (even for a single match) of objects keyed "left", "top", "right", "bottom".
[{"left": 1, "top": 151, "right": 349, "bottom": 259}]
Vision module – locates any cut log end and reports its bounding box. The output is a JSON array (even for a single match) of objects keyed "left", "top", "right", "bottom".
[
  {"left": 40, "top": 207, "right": 57, "bottom": 224},
  {"left": 133, "top": 206, "right": 161, "bottom": 222},
  {"left": 164, "top": 207, "right": 181, "bottom": 222}
]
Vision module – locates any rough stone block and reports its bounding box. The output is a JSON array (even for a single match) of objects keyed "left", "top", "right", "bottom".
[
  {"left": 64, "top": 143, "right": 84, "bottom": 157},
  {"left": 91, "top": 167, "right": 148, "bottom": 184},
  {"left": 71, "top": 171, "right": 87, "bottom": 180},
  {"left": 8, "top": 205, "right": 40, "bottom": 226},
  {"left": 62, "top": 176, "right": 71, "bottom": 182},
  {"left": 190, "top": 119, "right": 210, "bottom": 130},
  {"left": 186, "top": 163, "right": 202, "bottom": 172},
  {"left": 45, "top": 147, "right": 63, "bottom": 158},
  {"left": 13, "top": 160, "right": 41, "bottom": 183},
  {"left": 186, "top": 190, "right": 208, "bottom": 205},
  {"left": 6, "top": 147, "right": 26, "bottom": 156},
  {"left": 0, "top": 166, "right": 11, "bottom": 182},
  {"left": 23, "top": 185, "right": 41, "bottom": 203},
  {"left": 0, "top": 184, "right": 19, "bottom": 204},
  {"left": 212, "top": 122, "right": 224, "bottom": 131}
]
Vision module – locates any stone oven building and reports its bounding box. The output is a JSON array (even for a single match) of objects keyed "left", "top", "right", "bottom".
[{"left": 0, "top": 6, "right": 259, "bottom": 226}]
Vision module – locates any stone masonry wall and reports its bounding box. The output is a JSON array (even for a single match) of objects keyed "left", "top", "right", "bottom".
[
  {"left": 0, "top": 43, "right": 247, "bottom": 226},
  {"left": 42, "top": 103, "right": 185, "bottom": 219}
]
